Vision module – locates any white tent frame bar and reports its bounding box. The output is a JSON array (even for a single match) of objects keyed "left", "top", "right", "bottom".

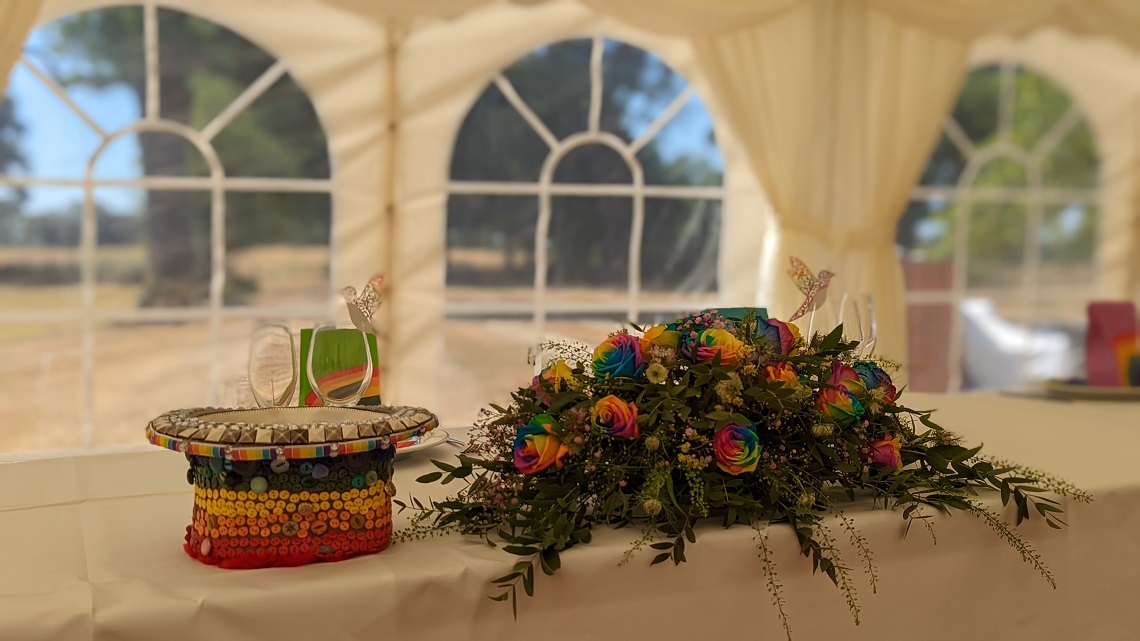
[
  {"left": 0, "top": 176, "right": 332, "bottom": 192},
  {"left": 449, "top": 181, "right": 722, "bottom": 199},
  {"left": 0, "top": 305, "right": 331, "bottom": 324},
  {"left": 445, "top": 298, "right": 718, "bottom": 317}
]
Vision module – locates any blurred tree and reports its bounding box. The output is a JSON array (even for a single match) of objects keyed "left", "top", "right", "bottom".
[
  {"left": 44, "top": 6, "right": 329, "bottom": 306},
  {"left": 0, "top": 98, "right": 28, "bottom": 244},
  {"left": 900, "top": 65, "right": 1098, "bottom": 286}
]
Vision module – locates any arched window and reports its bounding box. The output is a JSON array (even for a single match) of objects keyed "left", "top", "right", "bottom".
[
  {"left": 0, "top": 5, "right": 332, "bottom": 451},
  {"left": 444, "top": 37, "right": 724, "bottom": 425},
  {"left": 898, "top": 63, "right": 1099, "bottom": 392}
]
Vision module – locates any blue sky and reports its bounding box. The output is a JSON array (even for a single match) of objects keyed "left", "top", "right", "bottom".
[{"left": 7, "top": 30, "right": 143, "bottom": 214}]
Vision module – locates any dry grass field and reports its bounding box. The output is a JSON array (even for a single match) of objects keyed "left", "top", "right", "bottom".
[{"left": 0, "top": 244, "right": 330, "bottom": 453}]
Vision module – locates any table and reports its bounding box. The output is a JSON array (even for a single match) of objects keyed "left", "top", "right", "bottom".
[{"left": 2, "top": 393, "right": 1139, "bottom": 641}]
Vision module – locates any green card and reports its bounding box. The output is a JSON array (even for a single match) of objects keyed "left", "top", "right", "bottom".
[{"left": 298, "top": 328, "right": 382, "bottom": 406}]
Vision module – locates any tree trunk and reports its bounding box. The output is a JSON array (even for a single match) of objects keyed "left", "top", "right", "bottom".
[{"left": 137, "top": 12, "right": 207, "bottom": 307}]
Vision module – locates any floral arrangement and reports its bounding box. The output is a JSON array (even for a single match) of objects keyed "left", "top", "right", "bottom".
[{"left": 399, "top": 308, "right": 1089, "bottom": 638}]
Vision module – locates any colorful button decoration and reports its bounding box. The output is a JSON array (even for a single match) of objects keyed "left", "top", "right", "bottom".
[{"left": 182, "top": 446, "right": 396, "bottom": 568}]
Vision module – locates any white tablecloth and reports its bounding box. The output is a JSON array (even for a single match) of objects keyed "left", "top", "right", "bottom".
[{"left": 1, "top": 393, "right": 1139, "bottom": 641}]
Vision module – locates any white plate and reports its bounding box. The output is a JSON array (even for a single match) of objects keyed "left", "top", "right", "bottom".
[
  {"left": 1044, "top": 379, "right": 1140, "bottom": 401},
  {"left": 395, "top": 429, "right": 451, "bottom": 456}
]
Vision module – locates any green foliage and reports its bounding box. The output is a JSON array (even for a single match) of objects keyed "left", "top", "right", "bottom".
[{"left": 399, "top": 311, "right": 1084, "bottom": 637}]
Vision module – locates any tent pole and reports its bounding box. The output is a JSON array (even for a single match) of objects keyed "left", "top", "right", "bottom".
[{"left": 379, "top": 22, "right": 403, "bottom": 401}]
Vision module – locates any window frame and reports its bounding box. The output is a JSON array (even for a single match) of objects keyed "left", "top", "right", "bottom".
[
  {"left": 445, "top": 35, "right": 725, "bottom": 351},
  {"left": 0, "top": 2, "right": 334, "bottom": 447}
]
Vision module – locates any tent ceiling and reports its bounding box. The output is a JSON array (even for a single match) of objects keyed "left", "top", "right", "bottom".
[{"left": 319, "top": 0, "right": 1140, "bottom": 51}]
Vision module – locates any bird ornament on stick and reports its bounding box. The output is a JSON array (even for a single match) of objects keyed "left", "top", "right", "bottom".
[
  {"left": 787, "top": 256, "right": 834, "bottom": 338},
  {"left": 342, "top": 272, "right": 385, "bottom": 335}
]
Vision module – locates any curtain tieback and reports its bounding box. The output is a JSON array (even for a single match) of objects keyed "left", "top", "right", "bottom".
[{"left": 776, "top": 219, "right": 895, "bottom": 254}]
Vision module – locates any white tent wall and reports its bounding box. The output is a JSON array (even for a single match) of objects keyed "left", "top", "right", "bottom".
[{"left": 970, "top": 28, "right": 1140, "bottom": 305}]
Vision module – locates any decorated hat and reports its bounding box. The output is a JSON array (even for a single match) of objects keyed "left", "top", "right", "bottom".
[{"left": 147, "top": 405, "right": 437, "bottom": 568}]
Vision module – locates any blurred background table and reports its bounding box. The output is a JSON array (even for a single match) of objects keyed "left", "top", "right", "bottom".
[{"left": 2, "top": 393, "right": 1139, "bottom": 641}]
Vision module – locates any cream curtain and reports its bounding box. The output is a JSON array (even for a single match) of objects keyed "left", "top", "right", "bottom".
[
  {"left": 690, "top": 0, "right": 969, "bottom": 367},
  {"left": 0, "top": 0, "right": 42, "bottom": 93}
]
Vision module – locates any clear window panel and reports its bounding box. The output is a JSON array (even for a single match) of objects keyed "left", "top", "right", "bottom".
[
  {"left": 961, "top": 295, "right": 1031, "bottom": 390},
  {"left": 442, "top": 317, "right": 534, "bottom": 427},
  {"left": 967, "top": 201, "right": 1027, "bottom": 288},
  {"left": 92, "top": 319, "right": 210, "bottom": 446},
  {"left": 1039, "top": 203, "right": 1096, "bottom": 286},
  {"left": 637, "top": 95, "right": 723, "bottom": 186},
  {"left": 600, "top": 39, "right": 687, "bottom": 143},
  {"left": 156, "top": 8, "right": 276, "bottom": 128},
  {"left": 1042, "top": 120, "right": 1098, "bottom": 188},
  {"left": 905, "top": 303, "right": 953, "bottom": 392},
  {"left": 94, "top": 188, "right": 211, "bottom": 308},
  {"left": 0, "top": 186, "right": 84, "bottom": 310},
  {"left": 952, "top": 65, "right": 1001, "bottom": 146},
  {"left": 0, "top": 322, "right": 84, "bottom": 452},
  {"left": 446, "top": 194, "right": 537, "bottom": 302},
  {"left": 450, "top": 82, "right": 548, "bottom": 182},
  {"left": 225, "top": 192, "right": 330, "bottom": 308},
  {"left": 441, "top": 316, "right": 618, "bottom": 428},
  {"left": 1012, "top": 66, "right": 1073, "bottom": 152},
  {"left": 919, "top": 133, "right": 966, "bottom": 186},
  {"left": 3, "top": 67, "right": 104, "bottom": 178},
  {"left": 502, "top": 39, "right": 591, "bottom": 142},
  {"left": 960, "top": 294, "right": 1083, "bottom": 390},
  {"left": 23, "top": 7, "right": 145, "bottom": 134},
  {"left": 641, "top": 198, "right": 720, "bottom": 297},
  {"left": 896, "top": 198, "right": 954, "bottom": 291},
  {"left": 212, "top": 72, "right": 329, "bottom": 179},
  {"left": 552, "top": 144, "right": 631, "bottom": 184},
  {"left": 547, "top": 196, "right": 631, "bottom": 302},
  {"left": 91, "top": 131, "right": 210, "bottom": 179},
  {"left": 972, "top": 157, "right": 1027, "bottom": 187}
]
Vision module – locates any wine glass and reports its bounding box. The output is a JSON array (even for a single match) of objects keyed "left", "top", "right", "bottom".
[
  {"left": 837, "top": 293, "right": 878, "bottom": 359},
  {"left": 306, "top": 322, "right": 373, "bottom": 407},
  {"left": 248, "top": 322, "right": 298, "bottom": 408}
]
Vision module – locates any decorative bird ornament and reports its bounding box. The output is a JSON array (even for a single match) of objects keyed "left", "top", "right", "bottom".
[
  {"left": 342, "top": 272, "right": 385, "bottom": 334},
  {"left": 787, "top": 256, "right": 834, "bottom": 323}
]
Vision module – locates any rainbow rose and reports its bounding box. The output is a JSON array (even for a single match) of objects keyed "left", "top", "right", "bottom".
[
  {"left": 862, "top": 433, "right": 902, "bottom": 472},
  {"left": 815, "top": 388, "right": 865, "bottom": 425},
  {"left": 694, "top": 328, "right": 746, "bottom": 366},
  {"left": 713, "top": 423, "right": 762, "bottom": 475},
  {"left": 762, "top": 361, "right": 798, "bottom": 386},
  {"left": 513, "top": 414, "right": 569, "bottom": 475},
  {"left": 854, "top": 361, "right": 898, "bottom": 404},
  {"left": 829, "top": 364, "right": 867, "bottom": 395},
  {"left": 593, "top": 332, "right": 645, "bottom": 379},
  {"left": 591, "top": 395, "right": 639, "bottom": 439},
  {"left": 530, "top": 359, "right": 578, "bottom": 405},
  {"left": 640, "top": 325, "right": 681, "bottom": 351},
  {"left": 760, "top": 318, "right": 798, "bottom": 356}
]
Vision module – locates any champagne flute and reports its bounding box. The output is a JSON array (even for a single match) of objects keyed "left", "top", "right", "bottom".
[
  {"left": 248, "top": 322, "right": 297, "bottom": 408},
  {"left": 306, "top": 322, "right": 373, "bottom": 407},
  {"left": 838, "top": 293, "right": 878, "bottom": 359}
]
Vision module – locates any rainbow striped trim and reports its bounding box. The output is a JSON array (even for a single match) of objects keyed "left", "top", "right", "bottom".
[{"left": 146, "top": 424, "right": 428, "bottom": 461}]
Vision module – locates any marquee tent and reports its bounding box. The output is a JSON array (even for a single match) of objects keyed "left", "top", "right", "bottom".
[{"left": 0, "top": 0, "right": 1137, "bottom": 449}]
